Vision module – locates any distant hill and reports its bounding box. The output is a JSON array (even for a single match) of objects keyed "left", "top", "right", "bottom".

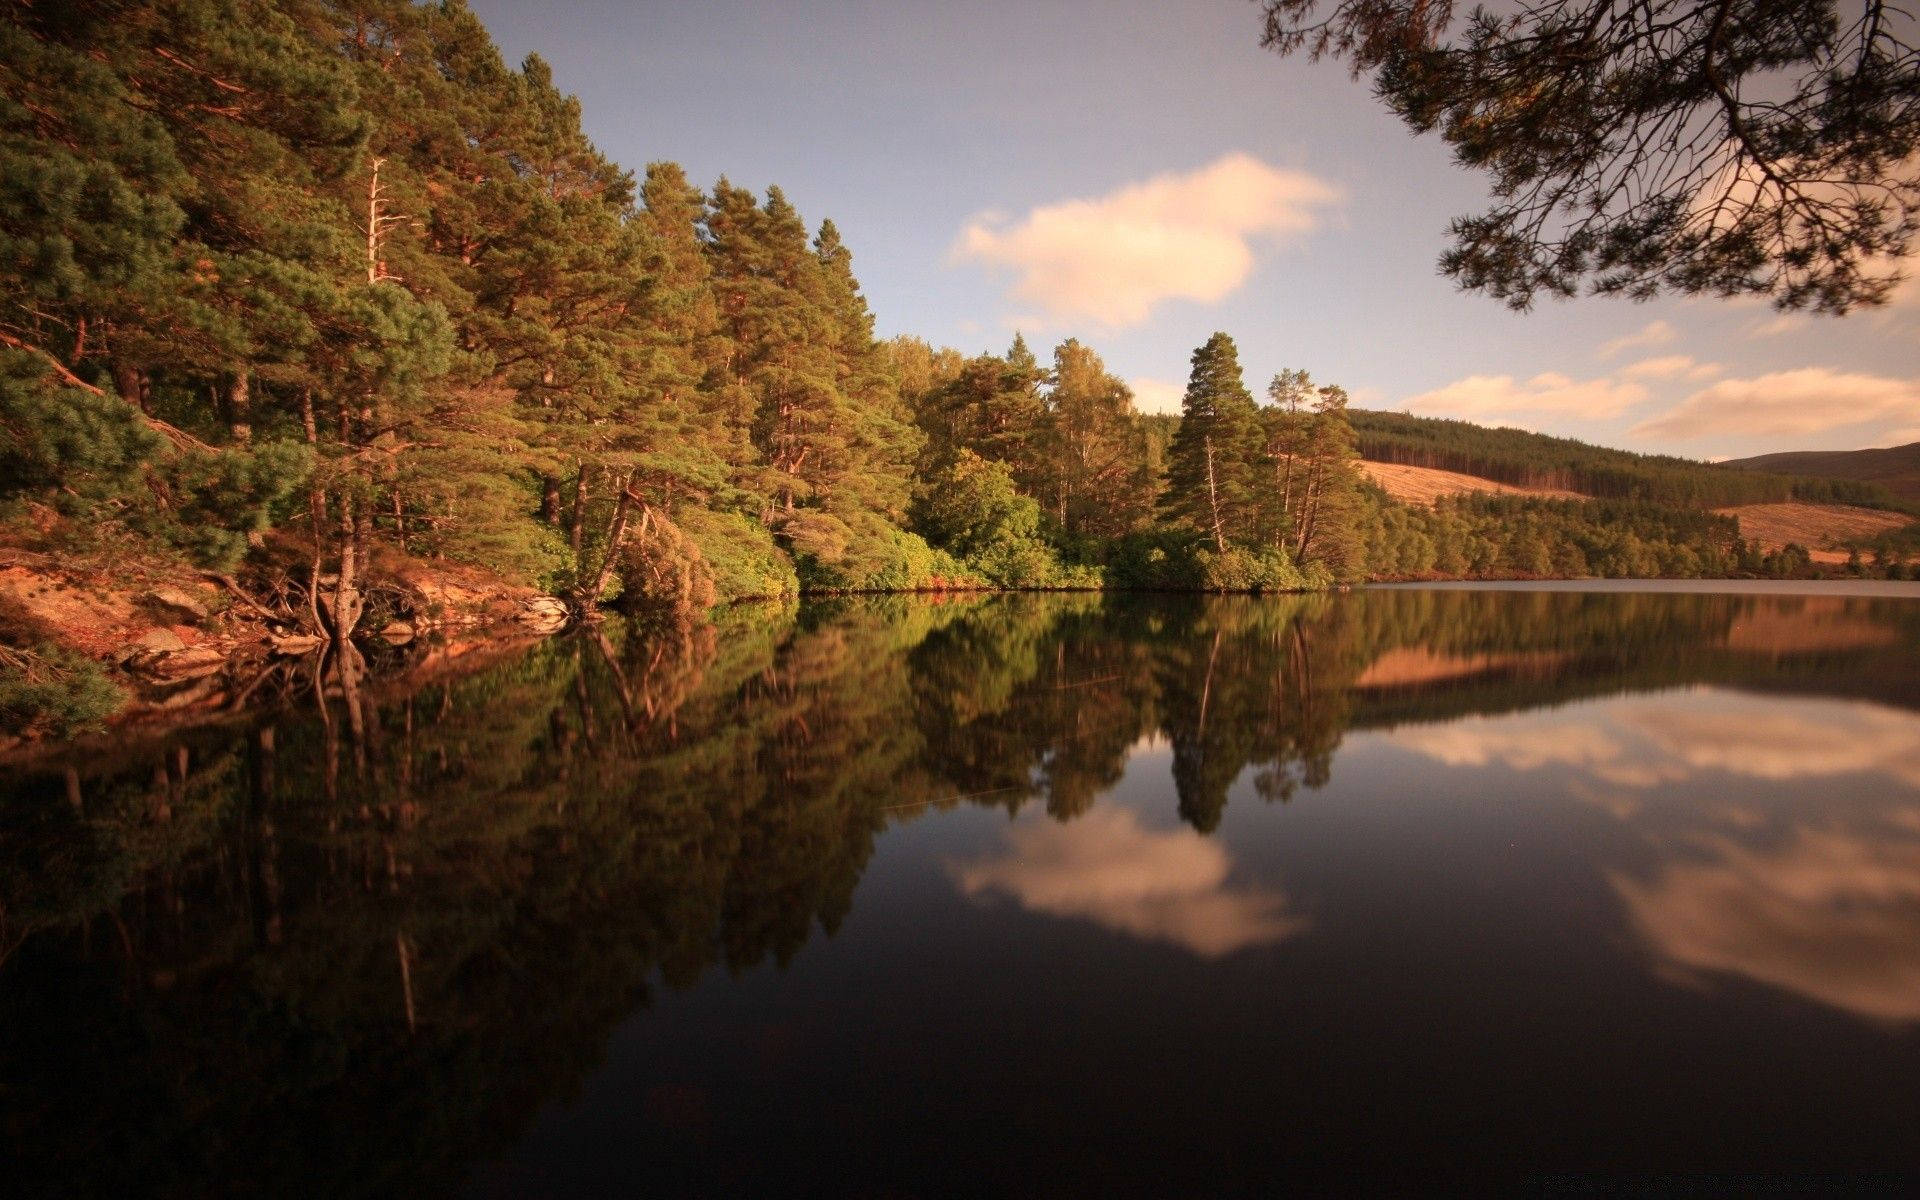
[
  {"left": 1722, "top": 443, "right": 1920, "bottom": 504},
  {"left": 1351, "top": 410, "right": 1912, "bottom": 512}
]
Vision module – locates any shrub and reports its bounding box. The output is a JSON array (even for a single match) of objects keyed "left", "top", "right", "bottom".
[
  {"left": 0, "top": 643, "right": 124, "bottom": 737},
  {"left": 676, "top": 507, "right": 798, "bottom": 603},
  {"left": 1101, "top": 531, "right": 1316, "bottom": 592},
  {"left": 615, "top": 510, "right": 717, "bottom": 620},
  {"left": 796, "top": 510, "right": 980, "bottom": 592}
]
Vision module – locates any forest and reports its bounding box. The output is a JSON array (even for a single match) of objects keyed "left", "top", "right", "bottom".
[{"left": 4, "top": 0, "right": 1917, "bottom": 742}]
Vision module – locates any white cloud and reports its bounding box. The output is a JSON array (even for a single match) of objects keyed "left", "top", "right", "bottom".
[
  {"left": 1129, "top": 377, "right": 1185, "bottom": 415},
  {"left": 1621, "top": 355, "right": 1722, "bottom": 382},
  {"left": 1401, "top": 372, "right": 1648, "bottom": 422},
  {"left": 1747, "top": 314, "right": 1807, "bottom": 338},
  {"left": 1630, "top": 368, "right": 1920, "bottom": 441},
  {"left": 954, "top": 807, "right": 1306, "bottom": 958},
  {"left": 952, "top": 154, "right": 1341, "bottom": 327},
  {"left": 1597, "top": 320, "right": 1677, "bottom": 358}
]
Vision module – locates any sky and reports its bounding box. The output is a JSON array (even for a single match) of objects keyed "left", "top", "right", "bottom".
[{"left": 468, "top": 0, "right": 1920, "bottom": 460}]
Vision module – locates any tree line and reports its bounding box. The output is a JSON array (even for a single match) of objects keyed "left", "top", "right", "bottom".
[
  {"left": 1350, "top": 410, "right": 1913, "bottom": 511},
  {"left": 1, "top": 0, "right": 1896, "bottom": 682}
]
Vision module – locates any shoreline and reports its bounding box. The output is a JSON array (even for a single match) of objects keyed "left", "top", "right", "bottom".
[{"left": 6, "top": 571, "right": 1914, "bottom": 758}]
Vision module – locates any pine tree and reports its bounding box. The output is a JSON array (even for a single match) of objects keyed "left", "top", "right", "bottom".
[
  {"left": 1161, "top": 333, "right": 1264, "bottom": 551},
  {"left": 1290, "top": 383, "right": 1364, "bottom": 573},
  {"left": 813, "top": 218, "right": 919, "bottom": 521},
  {"left": 1041, "top": 338, "right": 1147, "bottom": 539}
]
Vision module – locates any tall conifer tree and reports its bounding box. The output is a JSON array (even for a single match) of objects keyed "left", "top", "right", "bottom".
[{"left": 1161, "top": 333, "right": 1264, "bottom": 551}]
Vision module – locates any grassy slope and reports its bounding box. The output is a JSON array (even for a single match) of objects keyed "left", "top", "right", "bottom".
[
  {"left": 1359, "top": 460, "right": 1582, "bottom": 504},
  {"left": 1710, "top": 502, "right": 1914, "bottom": 562}
]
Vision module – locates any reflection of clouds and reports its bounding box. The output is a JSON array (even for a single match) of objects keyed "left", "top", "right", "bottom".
[
  {"left": 955, "top": 808, "right": 1305, "bottom": 957},
  {"left": 1620, "top": 705, "right": 1920, "bottom": 789},
  {"left": 1390, "top": 720, "right": 1681, "bottom": 789},
  {"left": 1391, "top": 691, "right": 1920, "bottom": 791},
  {"left": 1613, "top": 829, "right": 1920, "bottom": 1023},
  {"left": 1390, "top": 688, "right": 1920, "bottom": 1024}
]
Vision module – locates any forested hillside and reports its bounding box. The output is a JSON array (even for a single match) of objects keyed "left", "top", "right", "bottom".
[
  {"left": 1351, "top": 410, "right": 1912, "bottom": 511},
  {"left": 1724, "top": 443, "right": 1920, "bottom": 504},
  {"left": 4, "top": 1, "right": 1915, "bottom": 738}
]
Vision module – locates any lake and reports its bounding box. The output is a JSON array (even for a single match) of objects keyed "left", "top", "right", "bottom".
[{"left": 3, "top": 582, "right": 1918, "bottom": 1195}]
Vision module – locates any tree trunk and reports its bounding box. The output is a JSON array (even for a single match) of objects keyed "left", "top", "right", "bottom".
[
  {"left": 1276, "top": 451, "right": 1296, "bottom": 549},
  {"left": 300, "top": 388, "right": 328, "bottom": 636},
  {"left": 580, "top": 484, "right": 639, "bottom": 609},
  {"left": 112, "top": 361, "right": 149, "bottom": 414},
  {"left": 225, "top": 369, "right": 252, "bottom": 444},
  {"left": 568, "top": 466, "right": 589, "bottom": 561},
  {"left": 540, "top": 475, "right": 562, "bottom": 525},
  {"left": 1203, "top": 435, "right": 1228, "bottom": 552},
  {"left": 324, "top": 489, "right": 364, "bottom": 641},
  {"left": 1295, "top": 463, "right": 1323, "bottom": 560}
]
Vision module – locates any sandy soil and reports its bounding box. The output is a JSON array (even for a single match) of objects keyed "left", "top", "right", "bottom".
[
  {"left": 1360, "top": 460, "right": 1584, "bottom": 505},
  {"left": 1715, "top": 502, "right": 1911, "bottom": 562}
]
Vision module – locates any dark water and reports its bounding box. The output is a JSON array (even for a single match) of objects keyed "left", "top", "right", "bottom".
[{"left": 3, "top": 584, "right": 1919, "bottom": 1196}]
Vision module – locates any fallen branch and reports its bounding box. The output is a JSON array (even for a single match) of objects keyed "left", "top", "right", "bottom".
[
  {"left": 200, "top": 571, "right": 286, "bottom": 624},
  {"left": 0, "top": 331, "right": 216, "bottom": 452}
]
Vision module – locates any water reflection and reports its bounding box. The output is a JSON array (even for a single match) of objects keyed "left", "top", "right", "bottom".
[
  {"left": 1390, "top": 691, "right": 1920, "bottom": 790},
  {"left": 955, "top": 805, "right": 1306, "bottom": 957},
  {"left": 1613, "top": 825, "right": 1920, "bottom": 1023},
  {"left": 0, "top": 585, "right": 1917, "bottom": 1193},
  {"left": 1388, "top": 688, "right": 1920, "bottom": 1025}
]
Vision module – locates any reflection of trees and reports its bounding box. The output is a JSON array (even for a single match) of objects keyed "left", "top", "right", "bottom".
[
  {"left": 1126, "top": 594, "right": 1382, "bottom": 830},
  {"left": 2, "top": 587, "right": 1916, "bottom": 1195}
]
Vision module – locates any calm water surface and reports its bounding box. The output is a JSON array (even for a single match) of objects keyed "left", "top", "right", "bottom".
[{"left": 3, "top": 583, "right": 1918, "bottom": 1195}]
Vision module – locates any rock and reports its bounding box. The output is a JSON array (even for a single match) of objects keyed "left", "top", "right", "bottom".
[
  {"left": 143, "top": 586, "right": 210, "bottom": 622},
  {"left": 150, "top": 645, "right": 228, "bottom": 680},
  {"left": 518, "top": 596, "right": 570, "bottom": 631},
  {"left": 133, "top": 628, "right": 187, "bottom": 654},
  {"left": 380, "top": 622, "right": 416, "bottom": 643},
  {"left": 270, "top": 634, "right": 324, "bottom": 656}
]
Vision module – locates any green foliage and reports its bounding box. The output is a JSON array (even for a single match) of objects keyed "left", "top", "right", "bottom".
[
  {"left": 912, "top": 451, "right": 1097, "bottom": 588},
  {"left": 0, "top": 360, "right": 160, "bottom": 501},
  {"left": 1357, "top": 493, "right": 1743, "bottom": 581},
  {"left": 7, "top": 0, "right": 1872, "bottom": 647},
  {"left": 793, "top": 509, "right": 978, "bottom": 592},
  {"left": 1191, "top": 545, "right": 1314, "bottom": 593},
  {"left": 0, "top": 643, "right": 123, "bottom": 737},
  {"left": 615, "top": 508, "right": 718, "bottom": 619},
  {"left": 1161, "top": 333, "right": 1265, "bottom": 550},
  {"left": 1100, "top": 529, "right": 1319, "bottom": 593},
  {"left": 141, "top": 439, "right": 312, "bottom": 569},
  {"left": 676, "top": 507, "right": 798, "bottom": 603},
  {"left": 1725, "top": 443, "right": 1920, "bottom": 507}
]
